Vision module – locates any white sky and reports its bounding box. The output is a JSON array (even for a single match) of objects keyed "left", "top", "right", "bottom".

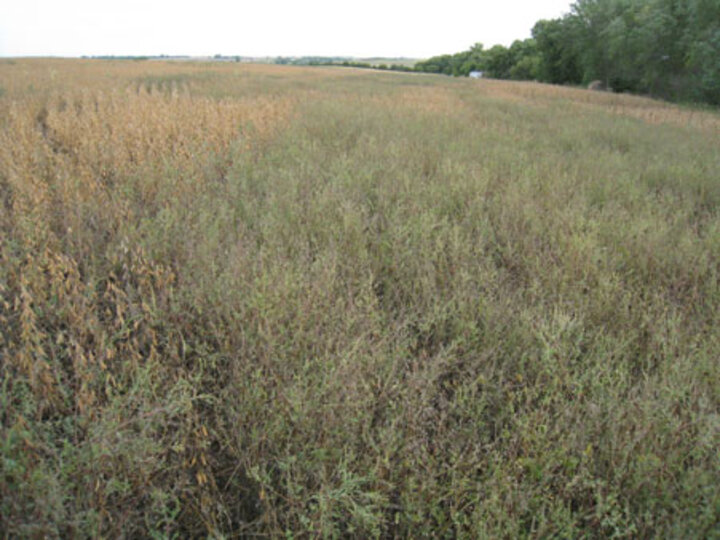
[{"left": 0, "top": 1, "right": 574, "bottom": 58}]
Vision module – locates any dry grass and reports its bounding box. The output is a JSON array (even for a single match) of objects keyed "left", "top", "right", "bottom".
[
  {"left": 470, "top": 77, "right": 720, "bottom": 132},
  {"left": 1, "top": 59, "right": 719, "bottom": 538}
]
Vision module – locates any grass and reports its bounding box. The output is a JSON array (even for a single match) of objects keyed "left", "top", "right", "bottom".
[{"left": 1, "top": 58, "right": 719, "bottom": 537}]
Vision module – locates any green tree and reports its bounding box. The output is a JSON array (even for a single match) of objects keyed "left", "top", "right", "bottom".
[
  {"left": 685, "top": 0, "right": 720, "bottom": 103},
  {"left": 415, "top": 0, "right": 719, "bottom": 104},
  {"left": 508, "top": 39, "right": 541, "bottom": 80},
  {"left": 481, "top": 45, "right": 515, "bottom": 78},
  {"left": 532, "top": 17, "right": 583, "bottom": 84},
  {"left": 459, "top": 43, "right": 485, "bottom": 75}
]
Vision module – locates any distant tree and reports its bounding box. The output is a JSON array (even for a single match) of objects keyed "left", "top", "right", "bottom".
[
  {"left": 532, "top": 17, "right": 583, "bottom": 84},
  {"left": 566, "top": 0, "right": 718, "bottom": 101},
  {"left": 510, "top": 54, "right": 541, "bottom": 81},
  {"left": 415, "top": 54, "right": 454, "bottom": 74},
  {"left": 414, "top": 0, "right": 719, "bottom": 105},
  {"left": 459, "top": 43, "right": 485, "bottom": 75},
  {"left": 685, "top": 0, "right": 720, "bottom": 103},
  {"left": 508, "top": 39, "right": 541, "bottom": 80},
  {"left": 390, "top": 64, "right": 413, "bottom": 72},
  {"left": 480, "top": 45, "right": 515, "bottom": 79}
]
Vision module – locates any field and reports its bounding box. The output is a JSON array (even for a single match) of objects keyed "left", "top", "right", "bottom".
[{"left": 1, "top": 59, "right": 719, "bottom": 537}]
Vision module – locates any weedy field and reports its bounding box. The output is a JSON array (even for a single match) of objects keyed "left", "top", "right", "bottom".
[{"left": 1, "top": 59, "right": 719, "bottom": 538}]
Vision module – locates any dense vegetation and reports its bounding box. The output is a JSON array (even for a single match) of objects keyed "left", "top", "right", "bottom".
[
  {"left": 416, "top": 0, "right": 720, "bottom": 105},
  {"left": 1, "top": 59, "right": 719, "bottom": 537},
  {"left": 275, "top": 57, "right": 417, "bottom": 72}
]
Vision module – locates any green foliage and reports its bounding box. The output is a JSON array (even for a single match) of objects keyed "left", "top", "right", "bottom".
[
  {"left": 566, "top": 0, "right": 720, "bottom": 101},
  {"left": 481, "top": 41, "right": 541, "bottom": 80},
  {"left": 685, "top": 0, "right": 720, "bottom": 104},
  {"left": 533, "top": 17, "right": 584, "bottom": 84},
  {"left": 414, "top": 41, "right": 541, "bottom": 79},
  {"left": 423, "top": 0, "right": 720, "bottom": 105}
]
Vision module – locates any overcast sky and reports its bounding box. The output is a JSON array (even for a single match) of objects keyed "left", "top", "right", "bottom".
[{"left": 1, "top": 0, "right": 574, "bottom": 58}]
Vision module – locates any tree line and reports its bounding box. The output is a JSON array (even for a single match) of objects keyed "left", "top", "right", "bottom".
[
  {"left": 275, "top": 57, "right": 416, "bottom": 72},
  {"left": 415, "top": 0, "right": 720, "bottom": 105}
]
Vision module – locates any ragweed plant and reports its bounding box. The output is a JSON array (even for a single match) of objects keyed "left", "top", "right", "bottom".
[{"left": 1, "top": 58, "right": 718, "bottom": 538}]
